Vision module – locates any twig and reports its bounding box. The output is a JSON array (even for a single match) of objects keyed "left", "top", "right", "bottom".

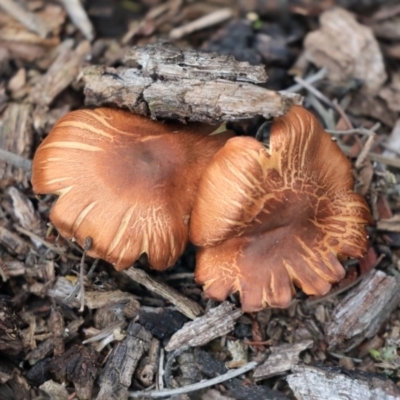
[
  {"left": 170, "top": 8, "right": 234, "bottom": 40},
  {"left": 340, "top": 144, "right": 400, "bottom": 169},
  {"left": 355, "top": 134, "right": 376, "bottom": 169},
  {"left": 0, "top": 149, "right": 32, "bottom": 171},
  {"left": 0, "top": 0, "right": 51, "bottom": 37},
  {"left": 306, "top": 94, "right": 336, "bottom": 130},
  {"left": 78, "top": 237, "right": 92, "bottom": 312},
  {"left": 64, "top": 258, "right": 99, "bottom": 306},
  {"left": 58, "top": 0, "right": 94, "bottom": 41},
  {"left": 157, "top": 348, "right": 165, "bottom": 390},
  {"left": 293, "top": 75, "right": 356, "bottom": 127},
  {"left": 128, "top": 361, "right": 257, "bottom": 398},
  {"left": 123, "top": 267, "right": 203, "bottom": 320},
  {"left": 326, "top": 123, "right": 381, "bottom": 136},
  {"left": 14, "top": 225, "right": 80, "bottom": 261},
  {"left": 284, "top": 68, "right": 327, "bottom": 93}
]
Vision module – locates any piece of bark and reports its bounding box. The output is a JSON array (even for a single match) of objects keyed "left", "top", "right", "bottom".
[
  {"left": 136, "top": 337, "right": 160, "bottom": 387},
  {"left": 347, "top": 92, "right": 398, "bottom": 128},
  {"left": 0, "top": 5, "right": 63, "bottom": 62},
  {"left": 377, "top": 215, "right": 400, "bottom": 232},
  {"left": 304, "top": 8, "right": 386, "bottom": 95},
  {"left": 124, "top": 267, "right": 203, "bottom": 320},
  {"left": 7, "top": 371, "right": 31, "bottom": 400},
  {"left": 26, "top": 338, "right": 54, "bottom": 365},
  {"left": 83, "top": 42, "right": 301, "bottom": 124},
  {"left": 49, "top": 308, "right": 65, "bottom": 356},
  {"left": 39, "top": 380, "right": 69, "bottom": 400},
  {"left": 0, "top": 103, "right": 33, "bottom": 188},
  {"left": 253, "top": 340, "right": 313, "bottom": 380},
  {"left": 84, "top": 290, "right": 140, "bottom": 310},
  {"left": 325, "top": 270, "right": 400, "bottom": 351},
  {"left": 124, "top": 41, "right": 266, "bottom": 83},
  {"left": 31, "top": 39, "right": 90, "bottom": 107},
  {"left": 226, "top": 340, "right": 248, "bottom": 369},
  {"left": 287, "top": 364, "right": 400, "bottom": 400},
  {"left": 0, "top": 227, "right": 30, "bottom": 257},
  {"left": 0, "top": 359, "right": 13, "bottom": 384},
  {"left": 50, "top": 344, "right": 98, "bottom": 400},
  {"left": 7, "top": 187, "right": 43, "bottom": 245},
  {"left": 195, "top": 350, "right": 290, "bottom": 400},
  {"left": 380, "top": 75, "right": 400, "bottom": 113},
  {"left": 96, "top": 322, "right": 152, "bottom": 400},
  {"left": 0, "top": 260, "right": 25, "bottom": 279},
  {"left": 165, "top": 302, "right": 243, "bottom": 352},
  {"left": 0, "top": 296, "right": 24, "bottom": 358}
]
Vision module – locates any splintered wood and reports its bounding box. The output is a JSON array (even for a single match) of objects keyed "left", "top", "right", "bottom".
[
  {"left": 287, "top": 364, "right": 400, "bottom": 400},
  {"left": 253, "top": 340, "right": 313, "bottom": 380},
  {"left": 166, "top": 302, "right": 243, "bottom": 352},
  {"left": 124, "top": 267, "right": 203, "bottom": 320},
  {"left": 96, "top": 322, "right": 151, "bottom": 400},
  {"left": 325, "top": 270, "right": 400, "bottom": 351},
  {"left": 82, "top": 42, "right": 301, "bottom": 124}
]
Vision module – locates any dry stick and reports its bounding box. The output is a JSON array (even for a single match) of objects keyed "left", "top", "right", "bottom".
[
  {"left": 0, "top": 149, "right": 32, "bottom": 171},
  {"left": 78, "top": 237, "right": 92, "bottom": 312},
  {"left": 170, "top": 8, "right": 233, "bottom": 40},
  {"left": 326, "top": 123, "right": 381, "bottom": 136},
  {"left": 128, "top": 361, "right": 257, "bottom": 399},
  {"left": 0, "top": 0, "right": 50, "bottom": 37},
  {"left": 157, "top": 348, "right": 165, "bottom": 390},
  {"left": 307, "top": 94, "right": 336, "bottom": 130},
  {"left": 341, "top": 146, "right": 400, "bottom": 169},
  {"left": 123, "top": 268, "right": 203, "bottom": 320},
  {"left": 58, "top": 0, "right": 94, "bottom": 41},
  {"left": 64, "top": 258, "right": 99, "bottom": 306},
  {"left": 14, "top": 225, "right": 80, "bottom": 261},
  {"left": 294, "top": 75, "right": 355, "bottom": 128},
  {"left": 355, "top": 134, "right": 376, "bottom": 169},
  {"left": 284, "top": 68, "right": 327, "bottom": 93}
]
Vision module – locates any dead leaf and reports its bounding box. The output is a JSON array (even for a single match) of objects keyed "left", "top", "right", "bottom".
[{"left": 304, "top": 8, "right": 387, "bottom": 95}]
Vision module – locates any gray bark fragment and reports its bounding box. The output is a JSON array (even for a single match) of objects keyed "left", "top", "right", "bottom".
[
  {"left": 82, "top": 42, "right": 302, "bottom": 124},
  {"left": 165, "top": 302, "right": 243, "bottom": 352},
  {"left": 287, "top": 364, "right": 400, "bottom": 400},
  {"left": 325, "top": 270, "right": 400, "bottom": 351},
  {"left": 253, "top": 340, "right": 313, "bottom": 380}
]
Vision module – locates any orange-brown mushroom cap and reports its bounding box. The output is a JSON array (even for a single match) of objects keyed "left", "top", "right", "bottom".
[
  {"left": 32, "top": 108, "right": 231, "bottom": 271},
  {"left": 190, "top": 105, "right": 371, "bottom": 312}
]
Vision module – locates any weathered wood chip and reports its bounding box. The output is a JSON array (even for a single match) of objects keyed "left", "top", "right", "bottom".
[
  {"left": 165, "top": 302, "right": 243, "bottom": 352},
  {"left": 96, "top": 322, "right": 151, "bottom": 400},
  {"left": 287, "top": 364, "right": 400, "bottom": 400},
  {"left": 377, "top": 214, "right": 400, "bottom": 232},
  {"left": 253, "top": 340, "right": 313, "bottom": 380},
  {"left": 325, "top": 270, "right": 400, "bottom": 351},
  {"left": 83, "top": 42, "right": 301, "bottom": 124}
]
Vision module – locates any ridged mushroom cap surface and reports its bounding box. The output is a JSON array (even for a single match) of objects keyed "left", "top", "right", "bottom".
[
  {"left": 32, "top": 108, "right": 231, "bottom": 271},
  {"left": 190, "top": 105, "right": 371, "bottom": 312}
]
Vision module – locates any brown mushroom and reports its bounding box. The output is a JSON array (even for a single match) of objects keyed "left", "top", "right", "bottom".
[
  {"left": 32, "top": 108, "right": 231, "bottom": 271},
  {"left": 190, "top": 105, "right": 371, "bottom": 312}
]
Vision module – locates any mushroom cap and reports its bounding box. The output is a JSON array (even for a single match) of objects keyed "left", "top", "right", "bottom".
[
  {"left": 190, "top": 105, "right": 371, "bottom": 312},
  {"left": 32, "top": 108, "right": 231, "bottom": 270}
]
